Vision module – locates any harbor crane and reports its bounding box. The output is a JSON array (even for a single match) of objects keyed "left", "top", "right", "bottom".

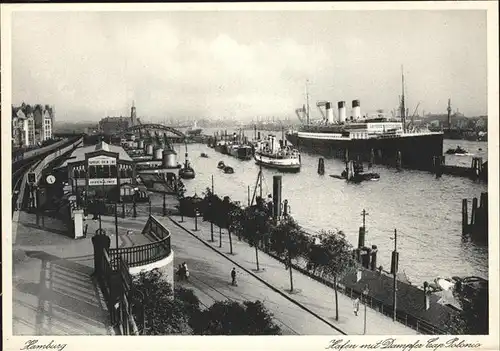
[{"left": 295, "top": 104, "right": 307, "bottom": 124}]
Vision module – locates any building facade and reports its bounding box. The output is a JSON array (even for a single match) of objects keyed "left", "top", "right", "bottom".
[
  {"left": 56, "top": 141, "right": 136, "bottom": 203},
  {"left": 12, "top": 103, "right": 55, "bottom": 148},
  {"left": 98, "top": 103, "right": 139, "bottom": 136}
]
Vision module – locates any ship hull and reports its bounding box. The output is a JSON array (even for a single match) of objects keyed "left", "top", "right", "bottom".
[
  {"left": 253, "top": 153, "right": 301, "bottom": 173},
  {"left": 286, "top": 132, "right": 443, "bottom": 171}
]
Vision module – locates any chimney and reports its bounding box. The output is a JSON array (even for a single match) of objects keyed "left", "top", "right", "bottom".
[
  {"left": 338, "top": 101, "right": 346, "bottom": 123},
  {"left": 131, "top": 101, "right": 137, "bottom": 127},
  {"left": 326, "top": 102, "right": 334, "bottom": 124},
  {"left": 352, "top": 100, "right": 361, "bottom": 119}
]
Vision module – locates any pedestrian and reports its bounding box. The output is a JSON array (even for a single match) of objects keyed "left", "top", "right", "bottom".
[
  {"left": 353, "top": 298, "right": 360, "bottom": 316},
  {"left": 231, "top": 267, "right": 237, "bottom": 286},
  {"left": 183, "top": 262, "right": 189, "bottom": 280},
  {"left": 177, "top": 264, "right": 184, "bottom": 281}
]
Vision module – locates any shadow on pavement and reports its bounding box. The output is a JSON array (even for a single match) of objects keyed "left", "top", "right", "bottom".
[{"left": 14, "top": 250, "right": 108, "bottom": 335}]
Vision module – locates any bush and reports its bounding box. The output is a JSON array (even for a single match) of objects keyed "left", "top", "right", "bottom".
[{"left": 196, "top": 300, "right": 281, "bottom": 335}]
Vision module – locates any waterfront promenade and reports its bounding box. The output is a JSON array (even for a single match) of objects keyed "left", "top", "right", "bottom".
[
  {"left": 88, "top": 214, "right": 345, "bottom": 335},
  {"left": 166, "top": 214, "right": 417, "bottom": 335},
  {"left": 11, "top": 202, "right": 415, "bottom": 335},
  {"left": 12, "top": 211, "right": 112, "bottom": 335}
]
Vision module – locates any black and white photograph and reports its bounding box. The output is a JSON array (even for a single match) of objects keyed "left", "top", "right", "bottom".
[{"left": 2, "top": 2, "right": 498, "bottom": 350}]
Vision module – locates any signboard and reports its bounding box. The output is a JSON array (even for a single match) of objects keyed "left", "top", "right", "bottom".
[
  {"left": 88, "top": 178, "right": 117, "bottom": 186},
  {"left": 88, "top": 156, "right": 116, "bottom": 166}
]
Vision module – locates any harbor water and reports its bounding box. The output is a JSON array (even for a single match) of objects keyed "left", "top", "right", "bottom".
[{"left": 175, "top": 131, "right": 488, "bottom": 286}]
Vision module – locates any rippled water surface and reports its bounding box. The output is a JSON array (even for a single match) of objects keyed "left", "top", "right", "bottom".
[{"left": 174, "top": 130, "right": 488, "bottom": 285}]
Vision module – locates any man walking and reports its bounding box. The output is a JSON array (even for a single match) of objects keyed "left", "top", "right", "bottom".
[
  {"left": 231, "top": 267, "right": 237, "bottom": 286},
  {"left": 353, "top": 298, "right": 360, "bottom": 316}
]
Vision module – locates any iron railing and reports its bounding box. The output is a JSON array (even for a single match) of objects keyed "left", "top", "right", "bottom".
[{"left": 108, "top": 215, "right": 171, "bottom": 268}]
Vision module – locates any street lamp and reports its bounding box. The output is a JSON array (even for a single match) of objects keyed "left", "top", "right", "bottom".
[
  {"left": 363, "top": 285, "right": 369, "bottom": 335},
  {"left": 133, "top": 187, "right": 138, "bottom": 218}
]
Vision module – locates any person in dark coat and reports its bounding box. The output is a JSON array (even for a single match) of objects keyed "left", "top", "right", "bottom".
[{"left": 231, "top": 267, "right": 237, "bottom": 286}]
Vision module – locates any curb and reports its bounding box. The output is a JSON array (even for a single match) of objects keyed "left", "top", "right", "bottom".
[{"left": 168, "top": 216, "right": 347, "bottom": 335}]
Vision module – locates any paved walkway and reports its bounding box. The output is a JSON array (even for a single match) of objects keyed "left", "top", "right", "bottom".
[
  {"left": 12, "top": 211, "right": 112, "bottom": 335},
  {"left": 167, "top": 214, "right": 417, "bottom": 335}
]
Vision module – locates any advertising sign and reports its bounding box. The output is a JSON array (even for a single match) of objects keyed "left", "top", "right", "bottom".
[
  {"left": 88, "top": 156, "right": 116, "bottom": 166},
  {"left": 88, "top": 178, "right": 117, "bottom": 186}
]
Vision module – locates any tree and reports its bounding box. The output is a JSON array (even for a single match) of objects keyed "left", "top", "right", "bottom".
[
  {"left": 132, "top": 269, "right": 194, "bottom": 335},
  {"left": 242, "top": 198, "right": 272, "bottom": 271},
  {"left": 308, "top": 230, "right": 357, "bottom": 321},
  {"left": 196, "top": 300, "right": 281, "bottom": 335},
  {"left": 269, "top": 216, "right": 309, "bottom": 292},
  {"left": 447, "top": 279, "right": 488, "bottom": 335}
]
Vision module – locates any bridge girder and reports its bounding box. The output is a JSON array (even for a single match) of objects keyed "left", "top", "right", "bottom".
[{"left": 124, "top": 123, "right": 186, "bottom": 138}]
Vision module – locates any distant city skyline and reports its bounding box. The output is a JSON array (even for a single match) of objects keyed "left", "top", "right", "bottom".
[{"left": 11, "top": 8, "right": 488, "bottom": 122}]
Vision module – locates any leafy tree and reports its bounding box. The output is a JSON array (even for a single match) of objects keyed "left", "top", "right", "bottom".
[
  {"left": 447, "top": 280, "right": 489, "bottom": 335},
  {"left": 196, "top": 300, "right": 281, "bottom": 335},
  {"left": 242, "top": 198, "right": 272, "bottom": 271},
  {"left": 307, "top": 230, "right": 357, "bottom": 321},
  {"left": 132, "top": 269, "right": 194, "bottom": 335},
  {"left": 269, "top": 216, "right": 309, "bottom": 292}
]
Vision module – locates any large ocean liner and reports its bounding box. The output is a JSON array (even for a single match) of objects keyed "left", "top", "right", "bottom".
[{"left": 286, "top": 76, "right": 444, "bottom": 171}]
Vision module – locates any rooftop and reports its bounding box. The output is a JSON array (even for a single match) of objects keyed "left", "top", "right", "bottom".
[{"left": 56, "top": 141, "right": 132, "bottom": 169}]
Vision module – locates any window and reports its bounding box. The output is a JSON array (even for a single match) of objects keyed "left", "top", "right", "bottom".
[
  {"left": 102, "top": 165, "right": 110, "bottom": 178},
  {"left": 89, "top": 165, "right": 96, "bottom": 178},
  {"left": 110, "top": 165, "right": 117, "bottom": 177}
]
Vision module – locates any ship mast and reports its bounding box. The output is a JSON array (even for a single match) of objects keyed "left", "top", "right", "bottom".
[{"left": 400, "top": 66, "right": 406, "bottom": 133}]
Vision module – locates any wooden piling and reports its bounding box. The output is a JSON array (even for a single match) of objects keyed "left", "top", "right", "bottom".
[
  {"left": 317, "top": 158, "right": 325, "bottom": 175},
  {"left": 462, "top": 199, "right": 469, "bottom": 234},
  {"left": 471, "top": 197, "right": 478, "bottom": 227}
]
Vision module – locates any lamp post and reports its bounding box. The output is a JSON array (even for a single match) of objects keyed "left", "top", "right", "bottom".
[
  {"left": 133, "top": 187, "right": 138, "bottom": 218},
  {"left": 363, "top": 285, "right": 369, "bottom": 335},
  {"left": 114, "top": 202, "right": 119, "bottom": 249}
]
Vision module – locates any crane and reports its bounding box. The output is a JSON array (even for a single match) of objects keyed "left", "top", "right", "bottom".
[{"left": 295, "top": 104, "right": 307, "bottom": 124}]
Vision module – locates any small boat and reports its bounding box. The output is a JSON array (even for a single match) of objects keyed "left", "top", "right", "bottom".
[
  {"left": 200, "top": 153, "right": 209, "bottom": 158},
  {"left": 478, "top": 148, "right": 483, "bottom": 151},
  {"left": 223, "top": 166, "right": 234, "bottom": 174},
  {"left": 445, "top": 146, "right": 469, "bottom": 155},
  {"left": 217, "top": 161, "right": 225, "bottom": 169}
]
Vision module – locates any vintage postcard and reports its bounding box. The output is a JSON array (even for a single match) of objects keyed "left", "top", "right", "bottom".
[{"left": 2, "top": 2, "right": 498, "bottom": 351}]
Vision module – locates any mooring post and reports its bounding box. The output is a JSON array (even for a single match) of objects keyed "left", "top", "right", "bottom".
[
  {"left": 318, "top": 157, "right": 325, "bottom": 175},
  {"left": 462, "top": 199, "right": 468, "bottom": 234},
  {"left": 396, "top": 151, "right": 402, "bottom": 170},
  {"left": 471, "top": 197, "right": 478, "bottom": 228}
]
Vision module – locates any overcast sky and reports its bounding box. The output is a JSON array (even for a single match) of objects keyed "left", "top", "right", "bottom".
[{"left": 11, "top": 10, "right": 487, "bottom": 122}]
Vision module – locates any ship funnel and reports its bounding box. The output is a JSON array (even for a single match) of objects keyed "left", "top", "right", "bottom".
[
  {"left": 338, "top": 101, "right": 346, "bottom": 123},
  {"left": 352, "top": 100, "right": 361, "bottom": 119},
  {"left": 326, "top": 102, "right": 334, "bottom": 124}
]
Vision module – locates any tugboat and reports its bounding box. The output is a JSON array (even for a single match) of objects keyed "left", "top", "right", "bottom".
[
  {"left": 179, "top": 143, "right": 195, "bottom": 179},
  {"left": 254, "top": 134, "right": 301, "bottom": 172},
  {"left": 217, "top": 161, "right": 225, "bottom": 169},
  {"left": 200, "top": 152, "right": 209, "bottom": 158},
  {"left": 445, "top": 145, "right": 469, "bottom": 156},
  {"left": 330, "top": 160, "right": 380, "bottom": 182}
]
